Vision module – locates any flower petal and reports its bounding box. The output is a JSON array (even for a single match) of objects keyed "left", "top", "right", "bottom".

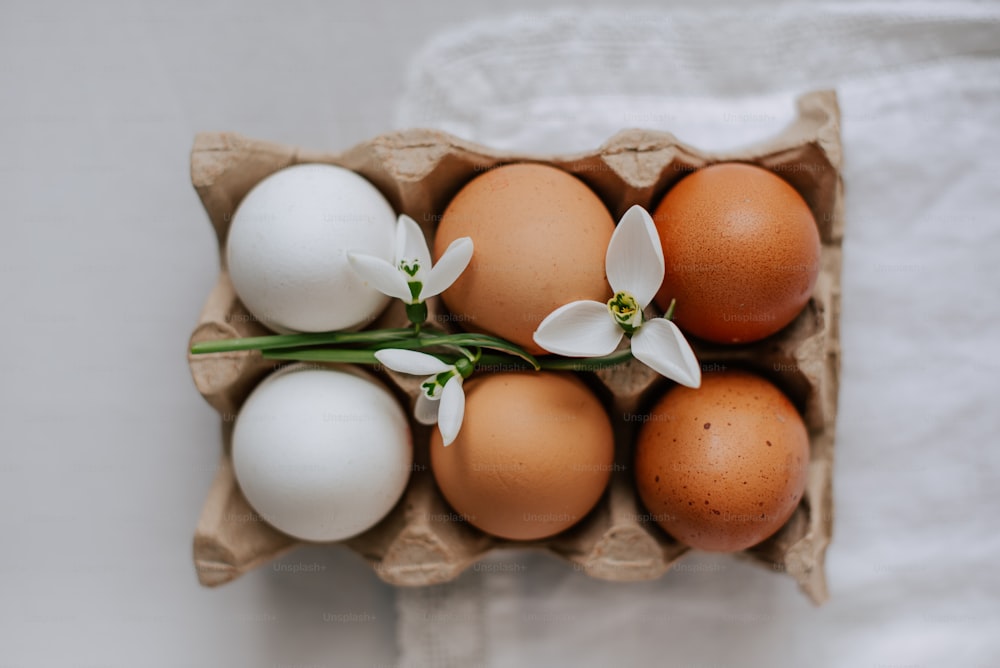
[
  {"left": 375, "top": 349, "right": 452, "bottom": 375},
  {"left": 606, "top": 205, "right": 665, "bottom": 308},
  {"left": 422, "top": 237, "right": 474, "bottom": 298},
  {"left": 396, "top": 214, "right": 432, "bottom": 270},
  {"left": 437, "top": 376, "right": 465, "bottom": 446},
  {"left": 532, "top": 300, "right": 623, "bottom": 357},
  {"left": 631, "top": 318, "right": 702, "bottom": 388},
  {"left": 414, "top": 392, "right": 440, "bottom": 425},
  {"left": 347, "top": 252, "right": 413, "bottom": 301}
]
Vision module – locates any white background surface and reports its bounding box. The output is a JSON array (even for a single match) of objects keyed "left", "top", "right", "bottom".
[{"left": 2, "top": 1, "right": 998, "bottom": 667}]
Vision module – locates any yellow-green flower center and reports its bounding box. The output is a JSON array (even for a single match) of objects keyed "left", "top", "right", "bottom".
[{"left": 608, "top": 290, "right": 642, "bottom": 335}]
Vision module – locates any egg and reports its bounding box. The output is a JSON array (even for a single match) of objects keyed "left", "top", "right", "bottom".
[
  {"left": 433, "top": 164, "right": 615, "bottom": 354},
  {"left": 431, "top": 372, "right": 614, "bottom": 540},
  {"left": 634, "top": 370, "right": 809, "bottom": 552},
  {"left": 232, "top": 365, "right": 412, "bottom": 542},
  {"left": 652, "top": 163, "right": 821, "bottom": 343},
  {"left": 227, "top": 163, "right": 396, "bottom": 333}
]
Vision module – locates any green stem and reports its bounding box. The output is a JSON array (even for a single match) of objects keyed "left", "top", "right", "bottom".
[
  {"left": 261, "top": 349, "right": 381, "bottom": 364},
  {"left": 371, "top": 335, "right": 467, "bottom": 350},
  {"left": 366, "top": 333, "right": 538, "bottom": 369},
  {"left": 260, "top": 346, "right": 635, "bottom": 372},
  {"left": 192, "top": 325, "right": 539, "bottom": 368},
  {"left": 474, "top": 349, "right": 635, "bottom": 372},
  {"left": 664, "top": 298, "right": 677, "bottom": 321},
  {"left": 190, "top": 328, "right": 416, "bottom": 355},
  {"left": 539, "top": 349, "right": 635, "bottom": 371}
]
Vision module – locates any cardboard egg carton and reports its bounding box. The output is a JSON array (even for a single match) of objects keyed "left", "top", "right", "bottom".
[{"left": 188, "top": 90, "right": 843, "bottom": 604}]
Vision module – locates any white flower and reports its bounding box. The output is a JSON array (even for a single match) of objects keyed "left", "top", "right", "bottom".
[
  {"left": 348, "top": 214, "right": 473, "bottom": 307},
  {"left": 532, "top": 205, "right": 702, "bottom": 388},
  {"left": 374, "top": 349, "right": 469, "bottom": 446}
]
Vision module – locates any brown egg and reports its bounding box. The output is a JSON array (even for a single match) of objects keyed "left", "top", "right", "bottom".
[
  {"left": 433, "top": 163, "right": 615, "bottom": 355},
  {"left": 634, "top": 370, "right": 809, "bottom": 552},
  {"left": 431, "top": 372, "right": 614, "bottom": 540},
  {"left": 652, "top": 163, "right": 821, "bottom": 344}
]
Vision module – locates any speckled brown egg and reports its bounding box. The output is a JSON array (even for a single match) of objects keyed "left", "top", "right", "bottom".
[
  {"left": 652, "top": 163, "right": 821, "bottom": 344},
  {"left": 433, "top": 163, "right": 615, "bottom": 355},
  {"left": 431, "top": 372, "right": 614, "bottom": 541},
  {"left": 634, "top": 370, "right": 809, "bottom": 552}
]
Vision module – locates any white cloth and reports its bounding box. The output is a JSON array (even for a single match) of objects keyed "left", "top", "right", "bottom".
[{"left": 393, "top": 5, "right": 1000, "bottom": 667}]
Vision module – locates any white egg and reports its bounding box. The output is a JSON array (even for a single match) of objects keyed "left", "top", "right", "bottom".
[
  {"left": 226, "top": 163, "right": 396, "bottom": 333},
  {"left": 232, "top": 365, "right": 412, "bottom": 542}
]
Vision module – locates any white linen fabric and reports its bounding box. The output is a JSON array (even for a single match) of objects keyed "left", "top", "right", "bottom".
[{"left": 392, "top": 5, "right": 1000, "bottom": 667}]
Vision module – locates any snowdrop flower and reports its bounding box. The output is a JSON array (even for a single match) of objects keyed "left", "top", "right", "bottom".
[
  {"left": 348, "top": 214, "right": 473, "bottom": 324},
  {"left": 374, "top": 349, "right": 472, "bottom": 446},
  {"left": 532, "top": 205, "right": 701, "bottom": 388}
]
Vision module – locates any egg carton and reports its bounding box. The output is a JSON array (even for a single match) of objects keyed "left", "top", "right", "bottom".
[{"left": 187, "top": 90, "right": 843, "bottom": 604}]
